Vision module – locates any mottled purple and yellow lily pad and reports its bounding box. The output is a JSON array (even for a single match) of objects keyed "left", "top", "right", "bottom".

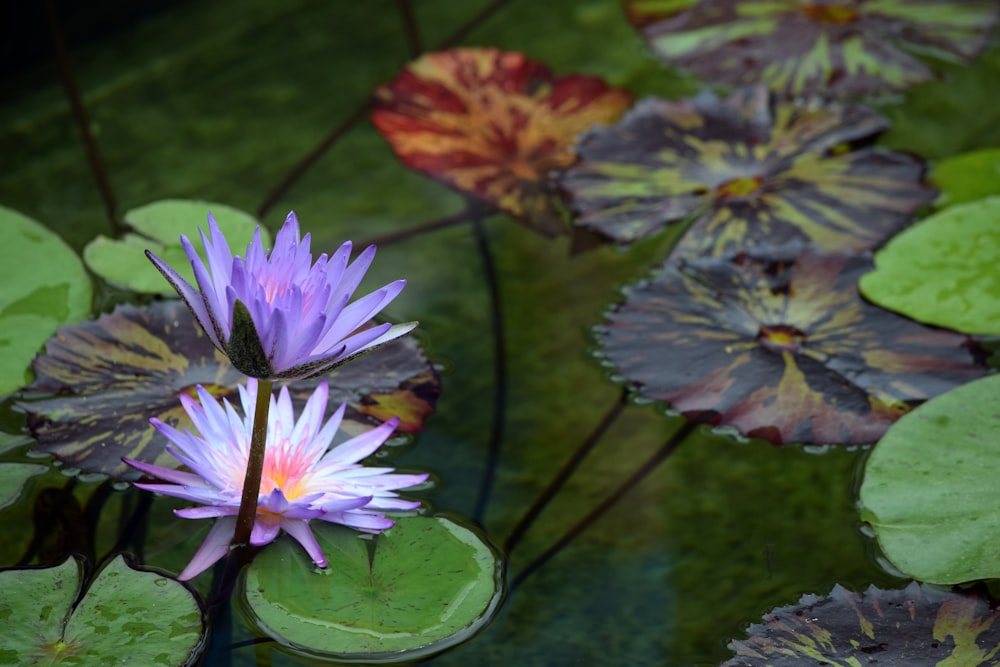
[
  {"left": 625, "top": 0, "right": 1000, "bottom": 98},
  {"left": 561, "top": 85, "right": 935, "bottom": 253},
  {"left": 372, "top": 47, "right": 633, "bottom": 237},
  {"left": 18, "top": 300, "right": 439, "bottom": 481},
  {"left": 721, "top": 582, "right": 1000, "bottom": 666},
  {"left": 597, "top": 248, "right": 987, "bottom": 445}
]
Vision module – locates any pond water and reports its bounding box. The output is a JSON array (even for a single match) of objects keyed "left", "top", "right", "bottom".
[{"left": 2, "top": 1, "right": 999, "bottom": 665}]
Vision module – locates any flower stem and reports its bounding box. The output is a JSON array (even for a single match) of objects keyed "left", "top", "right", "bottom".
[{"left": 232, "top": 379, "right": 273, "bottom": 549}]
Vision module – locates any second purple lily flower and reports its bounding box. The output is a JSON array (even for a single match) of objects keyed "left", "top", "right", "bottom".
[{"left": 147, "top": 211, "right": 416, "bottom": 380}]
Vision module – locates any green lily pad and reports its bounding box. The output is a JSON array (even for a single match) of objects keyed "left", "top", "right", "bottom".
[
  {"left": 83, "top": 199, "right": 267, "bottom": 294},
  {"left": 860, "top": 374, "right": 1000, "bottom": 584},
  {"left": 0, "top": 206, "right": 92, "bottom": 398},
  {"left": 931, "top": 148, "right": 1000, "bottom": 208},
  {"left": 859, "top": 196, "right": 1000, "bottom": 335},
  {"left": 721, "top": 582, "right": 1000, "bottom": 665},
  {"left": 242, "top": 516, "right": 504, "bottom": 663},
  {"left": 0, "top": 463, "right": 48, "bottom": 512},
  {"left": 0, "top": 555, "right": 205, "bottom": 665}
]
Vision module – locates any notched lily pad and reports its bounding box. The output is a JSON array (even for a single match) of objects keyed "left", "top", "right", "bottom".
[
  {"left": 18, "top": 300, "right": 440, "bottom": 480},
  {"left": 860, "top": 196, "right": 1000, "bottom": 336},
  {"left": 861, "top": 374, "right": 1000, "bottom": 585},
  {"left": 0, "top": 555, "right": 204, "bottom": 665},
  {"left": 721, "top": 582, "right": 1000, "bottom": 666},
  {"left": 83, "top": 199, "right": 267, "bottom": 294},
  {"left": 242, "top": 515, "right": 504, "bottom": 663},
  {"left": 372, "top": 47, "right": 633, "bottom": 237},
  {"left": 597, "top": 248, "right": 988, "bottom": 445},
  {"left": 560, "top": 86, "right": 934, "bottom": 253},
  {"left": 625, "top": 0, "right": 1000, "bottom": 98},
  {"left": 0, "top": 206, "right": 93, "bottom": 398}
]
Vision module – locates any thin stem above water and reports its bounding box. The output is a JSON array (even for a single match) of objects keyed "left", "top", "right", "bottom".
[{"left": 232, "top": 379, "right": 274, "bottom": 548}]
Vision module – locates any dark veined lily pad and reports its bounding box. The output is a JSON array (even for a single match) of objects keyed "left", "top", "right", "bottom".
[
  {"left": 859, "top": 196, "right": 1000, "bottom": 336},
  {"left": 560, "top": 86, "right": 934, "bottom": 253},
  {"left": 861, "top": 374, "right": 1000, "bottom": 585},
  {"left": 720, "top": 582, "right": 1000, "bottom": 666},
  {"left": 18, "top": 300, "right": 440, "bottom": 481},
  {"left": 0, "top": 206, "right": 93, "bottom": 398},
  {"left": 241, "top": 516, "right": 504, "bottom": 663},
  {"left": 625, "top": 0, "right": 1000, "bottom": 98},
  {"left": 0, "top": 555, "right": 204, "bottom": 665},
  {"left": 372, "top": 47, "right": 633, "bottom": 237},
  {"left": 83, "top": 199, "right": 268, "bottom": 295},
  {"left": 930, "top": 148, "right": 1000, "bottom": 208},
  {"left": 596, "top": 248, "right": 987, "bottom": 445}
]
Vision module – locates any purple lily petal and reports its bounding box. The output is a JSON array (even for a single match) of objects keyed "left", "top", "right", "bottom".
[
  {"left": 145, "top": 210, "right": 415, "bottom": 380},
  {"left": 178, "top": 517, "right": 237, "bottom": 581},
  {"left": 125, "top": 379, "right": 426, "bottom": 580}
]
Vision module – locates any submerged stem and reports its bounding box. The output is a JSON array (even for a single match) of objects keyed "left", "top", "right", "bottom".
[
  {"left": 504, "top": 388, "right": 628, "bottom": 553},
  {"left": 472, "top": 217, "right": 508, "bottom": 524},
  {"left": 232, "top": 379, "right": 274, "bottom": 549},
  {"left": 511, "top": 420, "right": 697, "bottom": 589}
]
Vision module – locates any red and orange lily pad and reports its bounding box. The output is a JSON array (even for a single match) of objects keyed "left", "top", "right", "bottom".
[
  {"left": 19, "top": 300, "right": 440, "bottom": 480},
  {"left": 596, "top": 248, "right": 987, "bottom": 445},
  {"left": 372, "top": 47, "right": 633, "bottom": 237},
  {"left": 561, "top": 85, "right": 935, "bottom": 254},
  {"left": 624, "top": 0, "right": 1000, "bottom": 98}
]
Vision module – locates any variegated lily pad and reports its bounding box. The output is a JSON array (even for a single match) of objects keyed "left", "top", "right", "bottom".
[
  {"left": 18, "top": 300, "right": 439, "bottom": 480},
  {"left": 561, "top": 86, "right": 934, "bottom": 253},
  {"left": 625, "top": 0, "right": 1000, "bottom": 98},
  {"left": 721, "top": 582, "right": 1000, "bottom": 665},
  {"left": 372, "top": 47, "right": 633, "bottom": 237},
  {"left": 596, "top": 248, "right": 987, "bottom": 445}
]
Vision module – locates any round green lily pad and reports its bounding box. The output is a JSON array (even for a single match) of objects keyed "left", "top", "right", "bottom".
[
  {"left": 0, "top": 206, "right": 92, "bottom": 397},
  {"left": 860, "top": 374, "right": 1000, "bottom": 584},
  {"left": 242, "top": 516, "right": 504, "bottom": 663},
  {"left": 0, "top": 555, "right": 205, "bottom": 665},
  {"left": 931, "top": 148, "right": 1000, "bottom": 207},
  {"left": 859, "top": 196, "right": 1000, "bottom": 335},
  {"left": 83, "top": 199, "right": 267, "bottom": 294}
]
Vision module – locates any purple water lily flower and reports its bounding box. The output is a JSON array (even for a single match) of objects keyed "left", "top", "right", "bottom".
[
  {"left": 147, "top": 211, "right": 416, "bottom": 380},
  {"left": 125, "top": 379, "right": 427, "bottom": 580}
]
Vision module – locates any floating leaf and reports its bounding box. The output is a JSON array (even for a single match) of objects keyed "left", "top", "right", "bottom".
[
  {"left": 0, "top": 206, "right": 92, "bottom": 397},
  {"left": 931, "top": 148, "right": 1000, "bottom": 208},
  {"left": 859, "top": 196, "right": 1000, "bottom": 336},
  {"left": 0, "top": 463, "right": 48, "bottom": 511},
  {"left": 860, "top": 374, "right": 1000, "bottom": 584},
  {"left": 83, "top": 199, "right": 267, "bottom": 294},
  {"left": 0, "top": 555, "right": 204, "bottom": 665},
  {"left": 372, "top": 48, "right": 633, "bottom": 237},
  {"left": 242, "top": 516, "right": 504, "bottom": 663},
  {"left": 19, "top": 300, "right": 439, "bottom": 480},
  {"left": 597, "top": 248, "right": 987, "bottom": 445},
  {"left": 560, "top": 86, "right": 933, "bottom": 253},
  {"left": 625, "top": 0, "right": 1000, "bottom": 98},
  {"left": 721, "top": 582, "right": 1000, "bottom": 666}
]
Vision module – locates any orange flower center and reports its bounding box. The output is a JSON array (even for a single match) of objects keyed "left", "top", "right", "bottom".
[
  {"left": 716, "top": 176, "right": 763, "bottom": 200},
  {"left": 758, "top": 325, "right": 807, "bottom": 352},
  {"left": 801, "top": 2, "right": 860, "bottom": 25}
]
